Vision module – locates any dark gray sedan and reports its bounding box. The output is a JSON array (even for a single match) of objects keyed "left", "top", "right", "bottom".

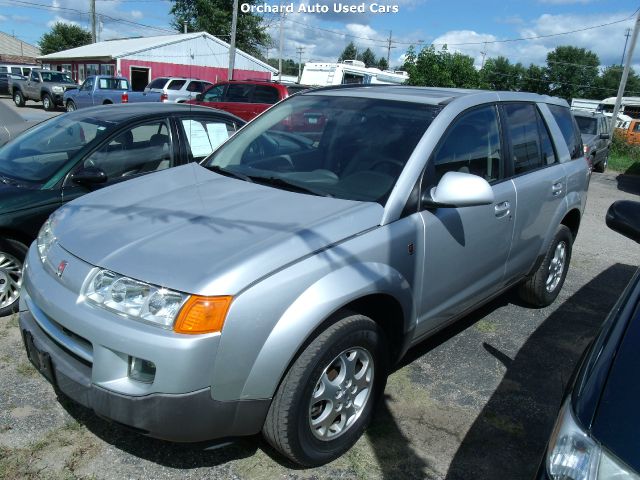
[{"left": 0, "top": 103, "right": 243, "bottom": 315}]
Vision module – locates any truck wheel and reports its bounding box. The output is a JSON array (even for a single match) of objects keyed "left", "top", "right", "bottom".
[
  {"left": 518, "top": 225, "right": 573, "bottom": 307},
  {"left": 263, "top": 313, "right": 388, "bottom": 466},
  {"left": 66, "top": 100, "right": 76, "bottom": 112},
  {"left": 0, "top": 239, "right": 27, "bottom": 317},
  {"left": 42, "top": 94, "right": 54, "bottom": 111},
  {"left": 594, "top": 155, "right": 608, "bottom": 173},
  {"left": 13, "top": 90, "right": 24, "bottom": 107}
]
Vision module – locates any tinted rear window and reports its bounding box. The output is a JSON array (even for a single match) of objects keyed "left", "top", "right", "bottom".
[
  {"left": 252, "top": 85, "right": 280, "bottom": 104},
  {"left": 575, "top": 116, "right": 597, "bottom": 135},
  {"left": 147, "top": 77, "right": 169, "bottom": 89},
  {"left": 167, "top": 79, "right": 186, "bottom": 90},
  {"left": 549, "top": 105, "right": 583, "bottom": 160}
]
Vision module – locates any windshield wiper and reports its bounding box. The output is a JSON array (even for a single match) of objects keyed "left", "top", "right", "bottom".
[
  {"left": 205, "top": 165, "right": 253, "bottom": 183},
  {"left": 247, "top": 175, "right": 333, "bottom": 197}
]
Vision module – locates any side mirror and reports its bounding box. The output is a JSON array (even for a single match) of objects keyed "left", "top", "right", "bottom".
[
  {"left": 195, "top": 93, "right": 203, "bottom": 102},
  {"left": 599, "top": 133, "right": 610, "bottom": 140},
  {"left": 72, "top": 166, "right": 107, "bottom": 185},
  {"left": 606, "top": 200, "right": 640, "bottom": 243},
  {"left": 423, "top": 171, "right": 494, "bottom": 208}
]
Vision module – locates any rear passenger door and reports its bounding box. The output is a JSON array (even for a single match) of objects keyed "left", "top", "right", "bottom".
[
  {"left": 415, "top": 104, "right": 516, "bottom": 337},
  {"left": 220, "top": 84, "right": 255, "bottom": 120},
  {"left": 501, "top": 102, "right": 567, "bottom": 283},
  {"left": 250, "top": 85, "right": 281, "bottom": 117}
]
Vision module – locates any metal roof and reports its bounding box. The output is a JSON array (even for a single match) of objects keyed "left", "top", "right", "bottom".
[
  {"left": 0, "top": 31, "right": 40, "bottom": 58},
  {"left": 38, "top": 32, "right": 277, "bottom": 73}
]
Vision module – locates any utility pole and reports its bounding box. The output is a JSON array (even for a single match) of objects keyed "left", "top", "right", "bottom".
[
  {"left": 480, "top": 42, "right": 488, "bottom": 69},
  {"left": 610, "top": 11, "right": 640, "bottom": 134},
  {"left": 621, "top": 27, "right": 632, "bottom": 65},
  {"left": 228, "top": 0, "right": 238, "bottom": 80},
  {"left": 184, "top": 22, "right": 187, "bottom": 34},
  {"left": 90, "top": 0, "right": 96, "bottom": 43},
  {"left": 386, "top": 30, "right": 396, "bottom": 66},
  {"left": 296, "top": 46, "right": 304, "bottom": 83},
  {"left": 278, "top": 0, "right": 285, "bottom": 82}
]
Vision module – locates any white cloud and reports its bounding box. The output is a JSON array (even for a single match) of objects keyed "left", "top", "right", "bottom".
[{"left": 130, "top": 10, "right": 143, "bottom": 20}]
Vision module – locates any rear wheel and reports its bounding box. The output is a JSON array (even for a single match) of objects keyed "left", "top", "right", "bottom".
[
  {"left": 263, "top": 313, "right": 388, "bottom": 466},
  {"left": 42, "top": 93, "right": 54, "bottom": 111},
  {"left": 0, "top": 239, "right": 27, "bottom": 317},
  {"left": 13, "top": 90, "right": 24, "bottom": 107},
  {"left": 518, "top": 225, "right": 573, "bottom": 307},
  {"left": 66, "top": 100, "right": 76, "bottom": 112}
]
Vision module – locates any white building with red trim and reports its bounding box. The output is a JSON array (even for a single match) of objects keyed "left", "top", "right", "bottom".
[{"left": 38, "top": 32, "right": 277, "bottom": 90}]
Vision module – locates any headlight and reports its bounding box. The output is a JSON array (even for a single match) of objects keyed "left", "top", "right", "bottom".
[
  {"left": 84, "top": 269, "right": 187, "bottom": 328},
  {"left": 52, "top": 86, "right": 63, "bottom": 93},
  {"left": 547, "top": 396, "right": 640, "bottom": 480},
  {"left": 36, "top": 218, "right": 56, "bottom": 262},
  {"left": 83, "top": 269, "right": 232, "bottom": 333}
]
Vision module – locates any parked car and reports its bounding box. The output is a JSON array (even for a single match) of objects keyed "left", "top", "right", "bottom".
[
  {"left": 187, "top": 79, "right": 309, "bottom": 121},
  {"left": 144, "top": 77, "right": 213, "bottom": 103},
  {"left": 0, "top": 103, "right": 243, "bottom": 315},
  {"left": 573, "top": 111, "right": 611, "bottom": 172},
  {"left": 12, "top": 68, "right": 77, "bottom": 110},
  {"left": 537, "top": 200, "right": 640, "bottom": 480},
  {"left": 19, "top": 86, "right": 589, "bottom": 466},
  {"left": 622, "top": 118, "right": 640, "bottom": 145},
  {"left": 64, "top": 76, "right": 163, "bottom": 111},
  {"left": 0, "top": 73, "right": 26, "bottom": 96}
]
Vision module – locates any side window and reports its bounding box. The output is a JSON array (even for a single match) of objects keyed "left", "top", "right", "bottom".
[
  {"left": 224, "top": 84, "right": 253, "bottom": 103},
  {"left": 431, "top": 104, "right": 503, "bottom": 185},
  {"left": 167, "top": 79, "right": 186, "bottom": 90},
  {"left": 81, "top": 121, "right": 173, "bottom": 179},
  {"left": 0, "top": 67, "right": 7, "bottom": 73},
  {"left": 252, "top": 85, "right": 280, "bottom": 104},
  {"left": 186, "top": 81, "right": 204, "bottom": 93},
  {"left": 12, "top": 67, "right": 22, "bottom": 75},
  {"left": 202, "top": 85, "right": 225, "bottom": 102},
  {"left": 82, "top": 78, "right": 94, "bottom": 91},
  {"left": 537, "top": 111, "right": 557, "bottom": 166},
  {"left": 548, "top": 104, "right": 583, "bottom": 160},
  {"left": 634, "top": 122, "right": 640, "bottom": 133},
  {"left": 30, "top": 71, "right": 39, "bottom": 82},
  {"left": 181, "top": 117, "right": 236, "bottom": 161},
  {"left": 503, "top": 103, "right": 543, "bottom": 174}
]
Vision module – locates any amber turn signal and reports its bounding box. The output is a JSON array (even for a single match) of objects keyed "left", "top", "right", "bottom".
[{"left": 174, "top": 295, "right": 232, "bottom": 334}]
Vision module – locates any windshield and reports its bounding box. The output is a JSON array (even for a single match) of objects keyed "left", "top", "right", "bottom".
[
  {"left": 575, "top": 116, "right": 597, "bottom": 135},
  {"left": 40, "top": 71, "right": 74, "bottom": 83},
  {"left": 0, "top": 115, "right": 114, "bottom": 183},
  {"left": 205, "top": 94, "right": 440, "bottom": 203}
]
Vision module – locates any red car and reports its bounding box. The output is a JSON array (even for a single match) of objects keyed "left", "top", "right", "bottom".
[{"left": 186, "top": 80, "right": 308, "bottom": 121}]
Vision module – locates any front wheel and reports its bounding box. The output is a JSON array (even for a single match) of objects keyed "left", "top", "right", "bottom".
[
  {"left": 42, "top": 93, "right": 54, "bottom": 111},
  {"left": 0, "top": 239, "right": 27, "bottom": 317},
  {"left": 263, "top": 313, "right": 388, "bottom": 466},
  {"left": 518, "top": 225, "right": 573, "bottom": 307},
  {"left": 66, "top": 100, "right": 76, "bottom": 112},
  {"left": 13, "top": 90, "right": 24, "bottom": 107}
]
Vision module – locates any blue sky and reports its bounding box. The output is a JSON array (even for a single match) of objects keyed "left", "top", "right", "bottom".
[{"left": 0, "top": 0, "right": 637, "bottom": 68}]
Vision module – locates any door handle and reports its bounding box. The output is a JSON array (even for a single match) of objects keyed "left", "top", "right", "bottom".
[
  {"left": 494, "top": 201, "right": 511, "bottom": 218},
  {"left": 552, "top": 182, "right": 563, "bottom": 196}
]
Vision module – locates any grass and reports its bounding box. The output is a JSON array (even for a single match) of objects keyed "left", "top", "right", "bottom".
[{"left": 609, "top": 133, "right": 640, "bottom": 175}]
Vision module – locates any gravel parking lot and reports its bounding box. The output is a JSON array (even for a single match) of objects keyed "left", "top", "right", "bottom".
[{"left": 0, "top": 103, "right": 638, "bottom": 479}]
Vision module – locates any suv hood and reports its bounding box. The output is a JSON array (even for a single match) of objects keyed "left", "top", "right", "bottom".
[{"left": 53, "top": 163, "right": 383, "bottom": 295}]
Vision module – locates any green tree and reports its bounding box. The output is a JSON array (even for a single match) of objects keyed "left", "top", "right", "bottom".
[
  {"left": 170, "top": 0, "right": 270, "bottom": 57},
  {"left": 266, "top": 58, "right": 300, "bottom": 76},
  {"left": 480, "top": 56, "right": 525, "bottom": 91},
  {"left": 360, "top": 48, "right": 377, "bottom": 67},
  {"left": 338, "top": 42, "right": 358, "bottom": 62},
  {"left": 377, "top": 57, "right": 389, "bottom": 70},
  {"left": 597, "top": 65, "right": 640, "bottom": 98},
  {"left": 521, "top": 64, "right": 550, "bottom": 95},
  {"left": 403, "top": 45, "right": 478, "bottom": 88},
  {"left": 545, "top": 46, "right": 600, "bottom": 101},
  {"left": 38, "top": 22, "right": 92, "bottom": 56}
]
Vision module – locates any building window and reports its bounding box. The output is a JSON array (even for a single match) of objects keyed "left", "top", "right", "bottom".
[
  {"left": 100, "top": 64, "right": 114, "bottom": 76},
  {"left": 86, "top": 64, "right": 99, "bottom": 76},
  {"left": 61, "top": 64, "right": 71, "bottom": 73},
  {"left": 78, "top": 64, "right": 85, "bottom": 82}
]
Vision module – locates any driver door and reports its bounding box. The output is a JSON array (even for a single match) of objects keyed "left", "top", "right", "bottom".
[
  {"left": 75, "top": 78, "right": 94, "bottom": 108},
  {"left": 413, "top": 104, "right": 516, "bottom": 338}
]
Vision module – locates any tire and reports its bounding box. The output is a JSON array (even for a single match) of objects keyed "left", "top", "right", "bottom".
[
  {"left": 594, "top": 154, "right": 608, "bottom": 173},
  {"left": 518, "top": 225, "right": 573, "bottom": 307},
  {"left": 0, "top": 239, "right": 28, "bottom": 317},
  {"left": 13, "top": 90, "right": 24, "bottom": 107},
  {"left": 66, "top": 100, "right": 76, "bottom": 112},
  {"left": 263, "top": 313, "right": 388, "bottom": 466},
  {"left": 42, "top": 93, "right": 54, "bottom": 111}
]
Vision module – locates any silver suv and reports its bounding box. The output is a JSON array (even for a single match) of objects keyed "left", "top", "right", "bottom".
[
  {"left": 144, "top": 76, "right": 213, "bottom": 103},
  {"left": 19, "top": 86, "right": 589, "bottom": 466}
]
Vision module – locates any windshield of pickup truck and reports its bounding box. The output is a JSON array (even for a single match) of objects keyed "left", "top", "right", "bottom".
[
  {"left": 40, "top": 71, "right": 74, "bottom": 83},
  {"left": 0, "top": 114, "right": 112, "bottom": 183},
  {"left": 98, "top": 77, "right": 129, "bottom": 90},
  {"left": 205, "top": 94, "right": 440, "bottom": 203}
]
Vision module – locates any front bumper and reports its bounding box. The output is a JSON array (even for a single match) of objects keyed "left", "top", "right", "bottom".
[{"left": 19, "top": 244, "right": 270, "bottom": 441}]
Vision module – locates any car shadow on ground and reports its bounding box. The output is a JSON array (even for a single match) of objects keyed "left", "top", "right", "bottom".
[
  {"left": 444, "top": 263, "right": 637, "bottom": 480},
  {"left": 616, "top": 173, "right": 640, "bottom": 195}
]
